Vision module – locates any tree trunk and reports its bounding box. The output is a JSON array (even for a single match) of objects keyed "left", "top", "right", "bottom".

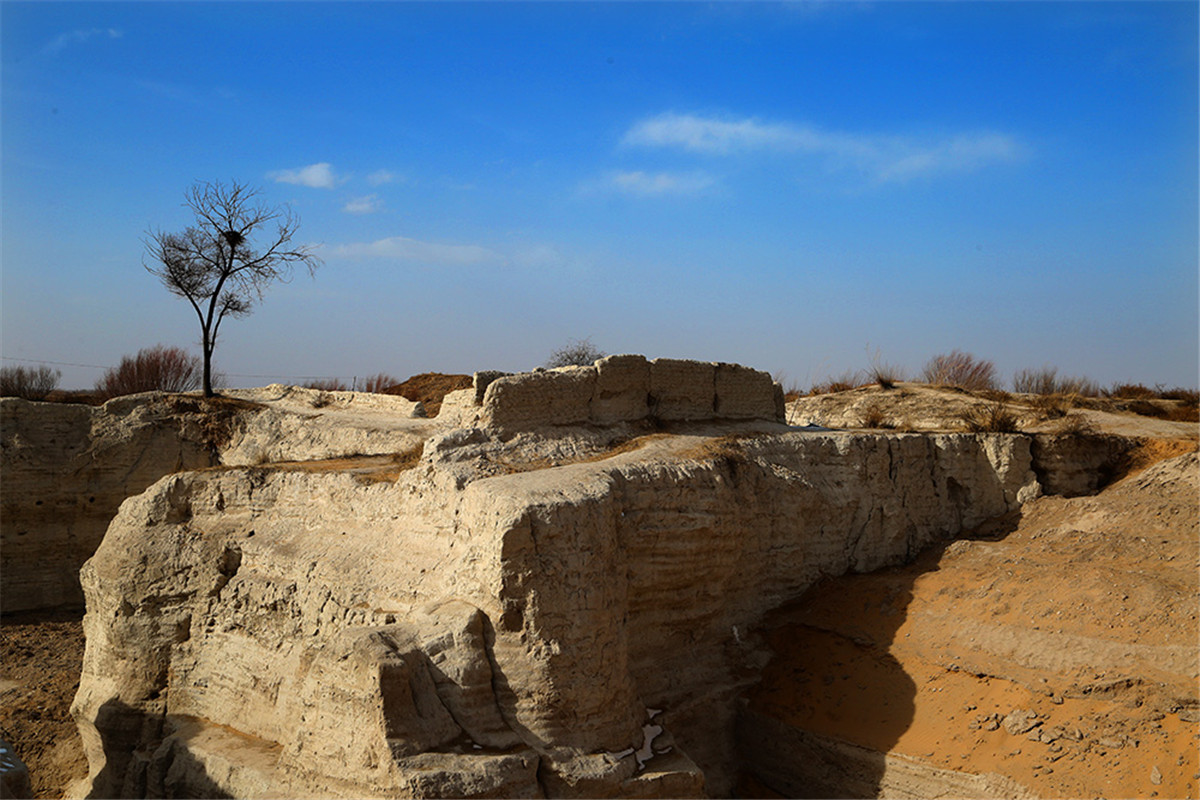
[{"left": 201, "top": 330, "right": 214, "bottom": 397}]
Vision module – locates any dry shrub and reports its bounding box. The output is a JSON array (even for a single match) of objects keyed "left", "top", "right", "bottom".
[
  {"left": 1013, "top": 366, "right": 1099, "bottom": 397},
  {"left": 303, "top": 378, "right": 347, "bottom": 391},
  {"left": 96, "top": 345, "right": 201, "bottom": 399},
  {"left": 921, "top": 351, "right": 998, "bottom": 391},
  {"left": 1159, "top": 387, "right": 1199, "bottom": 406},
  {"left": 1106, "top": 383, "right": 1157, "bottom": 400},
  {"left": 1166, "top": 405, "right": 1199, "bottom": 423},
  {"left": 0, "top": 364, "right": 61, "bottom": 400},
  {"left": 1012, "top": 366, "right": 1058, "bottom": 395},
  {"left": 958, "top": 402, "right": 1019, "bottom": 433},
  {"left": 1125, "top": 399, "right": 1169, "bottom": 419},
  {"left": 359, "top": 373, "right": 399, "bottom": 393},
  {"left": 545, "top": 337, "right": 605, "bottom": 368},
  {"left": 809, "top": 370, "right": 864, "bottom": 395}
]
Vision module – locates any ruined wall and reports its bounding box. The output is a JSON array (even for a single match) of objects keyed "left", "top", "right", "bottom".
[
  {"left": 446, "top": 356, "right": 786, "bottom": 430},
  {"left": 1, "top": 389, "right": 428, "bottom": 613},
  {"left": 0, "top": 396, "right": 218, "bottom": 613},
  {"left": 72, "top": 429, "right": 1039, "bottom": 798}
]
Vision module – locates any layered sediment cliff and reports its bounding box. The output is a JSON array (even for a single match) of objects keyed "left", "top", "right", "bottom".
[{"left": 71, "top": 420, "right": 1037, "bottom": 798}]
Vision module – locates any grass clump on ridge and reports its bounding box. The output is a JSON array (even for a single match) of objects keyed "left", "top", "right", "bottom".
[{"left": 921, "top": 351, "right": 999, "bottom": 392}]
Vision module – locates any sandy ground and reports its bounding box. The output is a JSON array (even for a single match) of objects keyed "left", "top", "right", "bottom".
[
  {"left": 746, "top": 448, "right": 1200, "bottom": 799},
  {"left": 0, "top": 611, "right": 86, "bottom": 798}
]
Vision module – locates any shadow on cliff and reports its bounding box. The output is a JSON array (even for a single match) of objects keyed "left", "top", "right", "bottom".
[
  {"left": 734, "top": 511, "right": 1021, "bottom": 798},
  {"left": 84, "top": 699, "right": 230, "bottom": 800}
]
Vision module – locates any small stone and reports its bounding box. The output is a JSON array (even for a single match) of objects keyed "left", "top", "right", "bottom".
[
  {"left": 1150, "top": 765, "right": 1162, "bottom": 786},
  {"left": 1004, "top": 709, "right": 1041, "bottom": 735}
]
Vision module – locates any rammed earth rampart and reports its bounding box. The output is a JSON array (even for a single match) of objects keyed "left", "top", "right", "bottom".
[{"left": 440, "top": 355, "right": 786, "bottom": 430}]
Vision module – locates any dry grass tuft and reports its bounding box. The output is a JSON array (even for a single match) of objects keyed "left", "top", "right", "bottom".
[
  {"left": 303, "top": 378, "right": 347, "bottom": 392},
  {"left": 1012, "top": 366, "right": 1100, "bottom": 397},
  {"left": 859, "top": 406, "right": 894, "bottom": 429},
  {"left": 958, "top": 402, "right": 1019, "bottom": 433},
  {"left": 922, "top": 351, "right": 999, "bottom": 392},
  {"left": 1055, "top": 413, "right": 1098, "bottom": 436},
  {"left": 809, "top": 370, "right": 865, "bottom": 395},
  {"left": 867, "top": 348, "right": 906, "bottom": 390}
]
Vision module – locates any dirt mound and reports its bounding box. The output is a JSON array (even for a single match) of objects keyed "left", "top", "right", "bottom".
[
  {"left": 744, "top": 450, "right": 1200, "bottom": 798},
  {"left": 788, "top": 382, "right": 1200, "bottom": 439},
  {"left": 382, "top": 372, "right": 471, "bottom": 416},
  {"left": 0, "top": 611, "right": 87, "bottom": 798}
]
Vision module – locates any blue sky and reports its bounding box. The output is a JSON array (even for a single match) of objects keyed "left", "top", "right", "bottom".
[{"left": 3, "top": 2, "right": 1197, "bottom": 390}]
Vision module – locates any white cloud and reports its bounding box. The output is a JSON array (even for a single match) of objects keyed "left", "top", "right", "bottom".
[
  {"left": 367, "top": 170, "right": 399, "bottom": 186},
  {"left": 342, "top": 194, "right": 382, "bottom": 215},
  {"left": 623, "top": 112, "right": 805, "bottom": 154},
  {"left": 622, "top": 111, "right": 1023, "bottom": 182},
  {"left": 329, "top": 236, "right": 505, "bottom": 267},
  {"left": 875, "top": 133, "right": 1022, "bottom": 182},
  {"left": 604, "top": 170, "right": 716, "bottom": 196},
  {"left": 267, "top": 163, "right": 341, "bottom": 189},
  {"left": 43, "top": 28, "right": 122, "bottom": 56}
]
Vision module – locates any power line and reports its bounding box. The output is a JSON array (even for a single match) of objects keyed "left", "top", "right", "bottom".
[{"left": 0, "top": 355, "right": 349, "bottom": 382}]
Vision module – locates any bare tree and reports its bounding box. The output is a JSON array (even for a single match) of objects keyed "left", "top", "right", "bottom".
[
  {"left": 145, "top": 180, "right": 322, "bottom": 396},
  {"left": 544, "top": 337, "right": 606, "bottom": 368}
]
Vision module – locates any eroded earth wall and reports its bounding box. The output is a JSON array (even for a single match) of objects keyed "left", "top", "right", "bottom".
[
  {"left": 0, "top": 396, "right": 219, "bottom": 612},
  {"left": 72, "top": 429, "right": 1039, "bottom": 798},
  {"left": 451, "top": 356, "right": 786, "bottom": 430},
  {"left": 1, "top": 388, "right": 427, "bottom": 614}
]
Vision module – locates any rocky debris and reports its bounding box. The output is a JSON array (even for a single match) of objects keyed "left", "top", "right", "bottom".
[
  {"left": 71, "top": 423, "right": 1039, "bottom": 798},
  {"left": 1003, "top": 709, "right": 1042, "bottom": 735}
]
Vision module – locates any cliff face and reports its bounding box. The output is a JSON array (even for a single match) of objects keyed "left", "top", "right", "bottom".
[
  {"left": 741, "top": 451, "right": 1199, "bottom": 799},
  {"left": 0, "top": 396, "right": 220, "bottom": 612},
  {"left": 71, "top": 427, "right": 1038, "bottom": 798},
  {"left": 0, "top": 388, "right": 429, "bottom": 613}
]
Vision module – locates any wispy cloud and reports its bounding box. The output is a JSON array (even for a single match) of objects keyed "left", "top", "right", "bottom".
[
  {"left": 580, "top": 170, "right": 716, "bottom": 197},
  {"left": 623, "top": 111, "right": 1024, "bottom": 182},
  {"left": 328, "top": 236, "right": 505, "bottom": 267},
  {"left": 267, "top": 163, "right": 342, "bottom": 189},
  {"left": 342, "top": 194, "right": 382, "bottom": 215},
  {"left": 605, "top": 170, "right": 716, "bottom": 196},
  {"left": 43, "top": 28, "right": 122, "bottom": 56},
  {"left": 366, "top": 170, "right": 400, "bottom": 186}
]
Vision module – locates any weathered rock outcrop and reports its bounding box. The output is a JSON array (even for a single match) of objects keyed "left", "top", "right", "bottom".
[
  {"left": 1, "top": 389, "right": 429, "bottom": 613},
  {"left": 72, "top": 421, "right": 1039, "bottom": 798}
]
